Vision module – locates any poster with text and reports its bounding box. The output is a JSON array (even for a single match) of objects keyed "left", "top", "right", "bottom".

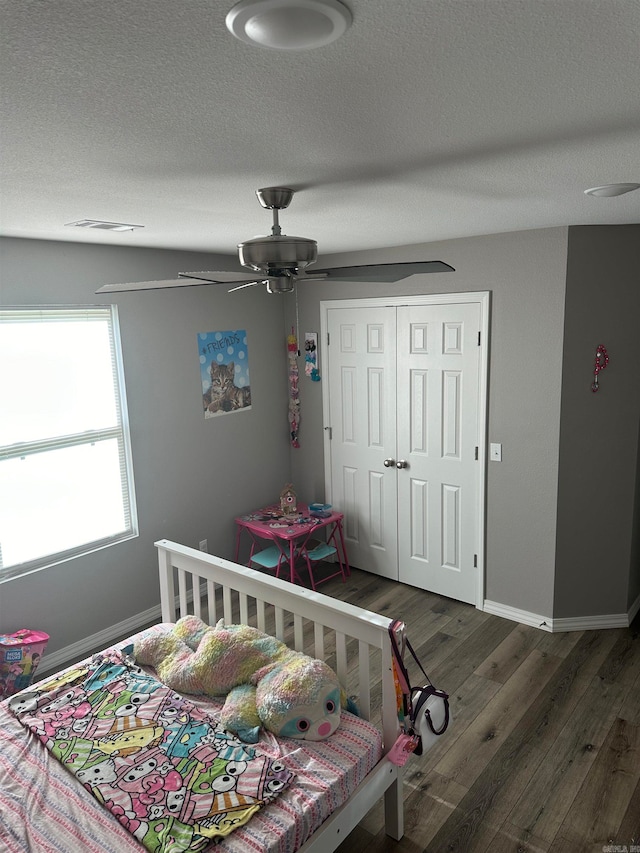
[{"left": 198, "top": 330, "right": 251, "bottom": 418}]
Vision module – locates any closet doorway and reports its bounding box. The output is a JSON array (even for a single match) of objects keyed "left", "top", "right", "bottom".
[{"left": 321, "top": 293, "right": 489, "bottom": 606}]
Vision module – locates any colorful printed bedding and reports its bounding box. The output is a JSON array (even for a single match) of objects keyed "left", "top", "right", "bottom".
[
  {"left": 6, "top": 646, "right": 294, "bottom": 852},
  {"left": 0, "top": 627, "right": 383, "bottom": 853}
]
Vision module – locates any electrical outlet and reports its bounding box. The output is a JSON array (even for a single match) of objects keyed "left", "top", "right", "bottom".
[{"left": 199, "top": 539, "right": 208, "bottom": 553}]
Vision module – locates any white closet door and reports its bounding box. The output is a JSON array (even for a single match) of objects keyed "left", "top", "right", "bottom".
[
  {"left": 327, "top": 306, "right": 399, "bottom": 580},
  {"left": 396, "top": 302, "right": 481, "bottom": 603},
  {"left": 325, "top": 295, "right": 485, "bottom": 605}
]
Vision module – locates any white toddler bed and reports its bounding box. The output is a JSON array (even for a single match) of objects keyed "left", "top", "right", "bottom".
[{"left": 0, "top": 540, "right": 404, "bottom": 853}]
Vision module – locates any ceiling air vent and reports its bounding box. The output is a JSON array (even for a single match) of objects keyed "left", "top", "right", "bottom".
[{"left": 65, "top": 219, "right": 144, "bottom": 232}]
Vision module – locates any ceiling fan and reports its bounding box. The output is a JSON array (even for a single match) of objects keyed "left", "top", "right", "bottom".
[{"left": 96, "top": 187, "right": 454, "bottom": 295}]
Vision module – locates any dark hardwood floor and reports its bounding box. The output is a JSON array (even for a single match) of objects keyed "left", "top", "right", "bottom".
[{"left": 314, "top": 567, "right": 640, "bottom": 853}]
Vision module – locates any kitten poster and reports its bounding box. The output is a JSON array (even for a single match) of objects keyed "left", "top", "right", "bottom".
[{"left": 198, "top": 330, "right": 252, "bottom": 418}]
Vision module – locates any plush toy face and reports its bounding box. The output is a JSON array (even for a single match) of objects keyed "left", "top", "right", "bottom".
[
  {"left": 254, "top": 657, "right": 342, "bottom": 741},
  {"left": 268, "top": 685, "right": 341, "bottom": 741}
]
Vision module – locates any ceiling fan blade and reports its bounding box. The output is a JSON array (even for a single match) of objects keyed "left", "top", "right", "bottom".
[
  {"left": 310, "top": 261, "right": 455, "bottom": 282},
  {"left": 96, "top": 270, "right": 266, "bottom": 294},
  {"left": 96, "top": 278, "right": 214, "bottom": 294},
  {"left": 179, "top": 271, "right": 263, "bottom": 283}
]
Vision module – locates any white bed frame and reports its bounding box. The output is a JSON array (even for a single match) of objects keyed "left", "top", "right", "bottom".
[{"left": 156, "top": 539, "right": 404, "bottom": 852}]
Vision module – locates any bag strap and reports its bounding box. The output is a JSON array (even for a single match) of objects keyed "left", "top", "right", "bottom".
[
  {"left": 388, "top": 620, "right": 433, "bottom": 693},
  {"left": 404, "top": 635, "right": 433, "bottom": 688},
  {"left": 388, "top": 620, "right": 411, "bottom": 696}
]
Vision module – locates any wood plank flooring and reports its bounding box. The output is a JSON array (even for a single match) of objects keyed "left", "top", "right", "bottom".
[{"left": 313, "top": 568, "right": 640, "bottom": 853}]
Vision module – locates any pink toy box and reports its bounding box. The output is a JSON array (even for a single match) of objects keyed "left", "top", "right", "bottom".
[{"left": 0, "top": 629, "right": 49, "bottom": 699}]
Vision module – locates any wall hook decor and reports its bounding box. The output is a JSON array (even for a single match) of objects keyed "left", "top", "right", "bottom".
[{"left": 591, "top": 344, "right": 609, "bottom": 392}]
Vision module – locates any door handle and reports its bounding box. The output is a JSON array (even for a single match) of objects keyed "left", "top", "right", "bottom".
[
  {"left": 396, "top": 460, "right": 408, "bottom": 469},
  {"left": 383, "top": 458, "right": 395, "bottom": 468}
]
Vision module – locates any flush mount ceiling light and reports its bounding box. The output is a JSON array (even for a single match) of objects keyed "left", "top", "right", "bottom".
[
  {"left": 66, "top": 219, "right": 144, "bottom": 232},
  {"left": 584, "top": 183, "right": 640, "bottom": 198},
  {"left": 226, "top": 0, "right": 352, "bottom": 50}
]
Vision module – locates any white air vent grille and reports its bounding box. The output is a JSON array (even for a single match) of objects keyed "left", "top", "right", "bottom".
[{"left": 65, "top": 219, "right": 144, "bottom": 232}]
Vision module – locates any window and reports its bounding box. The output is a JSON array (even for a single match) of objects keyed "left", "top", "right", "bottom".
[{"left": 0, "top": 306, "right": 138, "bottom": 581}]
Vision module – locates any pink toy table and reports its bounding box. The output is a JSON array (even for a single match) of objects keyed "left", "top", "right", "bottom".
[{"left": 234, "top": 504, "right": 350, "bottom": 590}]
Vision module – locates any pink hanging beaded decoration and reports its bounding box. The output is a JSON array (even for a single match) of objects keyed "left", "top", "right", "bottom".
[
  {"left": 287, "top": 331, "right": 301, "bottom": 447},
  {"left": 591, "top": 345, "right": 609, "bottom": 392}
]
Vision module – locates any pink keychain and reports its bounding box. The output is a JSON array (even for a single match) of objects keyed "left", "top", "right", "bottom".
[{"left": 388, "top": 732, "right": 421, "bottom": 766}]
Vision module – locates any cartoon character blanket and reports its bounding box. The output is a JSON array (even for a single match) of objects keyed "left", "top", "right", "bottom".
[{"left": 8, "top": 647, "right": 294, "bottom": 852}]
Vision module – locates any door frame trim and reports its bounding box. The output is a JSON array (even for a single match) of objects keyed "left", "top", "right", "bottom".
[{"left": 320, "top": 291, "right": 490, "bottom": 609}]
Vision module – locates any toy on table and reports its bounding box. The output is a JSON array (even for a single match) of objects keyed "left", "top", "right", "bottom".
[
  {"left": 280, "top": 483, "right": 298, "bottom": 516},
  {"left": 135, "top": 616, "right": 355, "bottom": 743},
  {"left": 309, "top": 502, "right": 332, "bottom": 519}
]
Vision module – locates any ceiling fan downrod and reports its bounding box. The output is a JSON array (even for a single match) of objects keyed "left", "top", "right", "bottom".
[
  {"left": 256, "top": 186, "right": 294, "bottom": 236},
  {"left": 238, "top": 187, "right": 318, "bottom": 274}
]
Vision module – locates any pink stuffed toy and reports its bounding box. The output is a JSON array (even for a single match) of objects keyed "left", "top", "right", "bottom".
[{"left": 135, "top": 617, "right": 351, "bottom": 744}]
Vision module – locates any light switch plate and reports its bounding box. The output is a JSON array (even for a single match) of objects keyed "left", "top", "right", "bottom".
[{"left": 490, "top": 443, "right": 502, "bottom": 462}]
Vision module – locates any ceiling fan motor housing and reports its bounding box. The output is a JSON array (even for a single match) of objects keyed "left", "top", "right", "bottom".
[{"left": 238, "top": 234, "right": 318, "bottom": 272}]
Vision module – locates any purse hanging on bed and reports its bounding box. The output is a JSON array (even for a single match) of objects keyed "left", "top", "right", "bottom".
[{"left": 388, "top": 619, "right": 451, "bottom": 759}]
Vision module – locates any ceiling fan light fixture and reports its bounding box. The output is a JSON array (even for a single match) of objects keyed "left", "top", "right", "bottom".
[
  {"left": 583, "top": 183, "right": 640, "bottom": 198},
  {"left": 226, "top": 0, "right": 352, "bottom": 50},
  {"left": 266, "top": 276, "right": 296, "bottom": 294}
]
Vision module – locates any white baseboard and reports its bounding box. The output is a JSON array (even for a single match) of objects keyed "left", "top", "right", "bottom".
[
  {"left": 37, "top": 603, "right": 162, "bottom": 675},
  {"left": 483, "top": 598, "right": 638, "bottom": 633},
  {"left": 548, "top": 613, "right": 630, "bottom": 632},
  {"left": 37, "top": 581, "right": 212, "bottom": 676},
  {"left": 482, "top": 600, "right": 553, "bottom": 632},
  {"left": 628, "top": 590, "right": 640, "bottom": 625}
]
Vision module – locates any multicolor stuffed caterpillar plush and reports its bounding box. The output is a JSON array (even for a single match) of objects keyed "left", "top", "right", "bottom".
[{"left": 134, "top": 617, "right": 353, "bottom": 744}]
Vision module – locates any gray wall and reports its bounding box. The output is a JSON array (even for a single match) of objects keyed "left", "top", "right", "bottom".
[
  {"left": 554, "top": 225, "right": 640, "bottom": 618},
  {"left": 2, "top": 224, "right": 635, "bottom": 656},
  {"left": 630, "top": 418, "right": 640, "bottom": 609},
  {"left": 286, "top": 227, "right": 569, "bottom": 619},
  {"left": 0, "top": 237, "right": 290, "bottom": 656}
]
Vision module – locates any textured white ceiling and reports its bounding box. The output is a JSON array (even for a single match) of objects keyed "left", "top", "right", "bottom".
[{"left": 2, "top": 0, "right": 639, "bottom": 260}]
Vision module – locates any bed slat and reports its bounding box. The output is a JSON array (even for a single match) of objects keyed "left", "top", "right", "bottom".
[
  {"left": 206, "top": 579, "right": 217, "bottom": 623},
  {"left": 358, "top": 640, "right": 371, "bottom": 720},
  {"left": 240, "top": 592, "right": 249, "bottom": 626},
  {"left": 314, "top": 622, "right": 324, "bottom": 660},
  {"left": 256, "top": 599, "right": 266, "bottom": 632},
  {"left": 275, "top": 607, "right": 284, "bottom": 641},
  {"left": 223, "top": 586, "right": 233, "bottom": 624},
  {"left": 335, "top": 631, "right": 347, "bottom": 687},
  {"left": 178, "top": 568, "right": 188, "bottom": 617},
  {"left": 193, "top": 577, "right": 202, "bottom": 619}
]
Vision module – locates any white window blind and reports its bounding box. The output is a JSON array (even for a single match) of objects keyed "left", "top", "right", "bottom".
[{"left": 0, "top": 306, "right": 138, "bottom": 581}]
